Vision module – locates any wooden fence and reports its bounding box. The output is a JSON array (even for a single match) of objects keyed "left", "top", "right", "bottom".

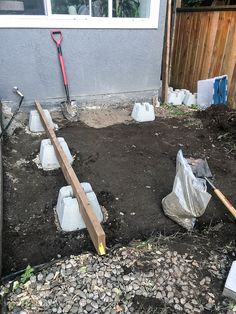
[{"left": 170, "top": 7, "right": 236, "bottom": 108}]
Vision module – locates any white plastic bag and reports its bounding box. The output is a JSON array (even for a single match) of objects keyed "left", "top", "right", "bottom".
[{"left": 162, "top": 150, "right": 211, "bottom": 230}]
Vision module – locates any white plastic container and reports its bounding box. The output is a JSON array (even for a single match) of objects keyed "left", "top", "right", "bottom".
[
  {"left": 168, "top": 91, "right": 183, "bottom": 105},
  {"left": 56, "top": 183, "right": 92, "bottom": 214},
  {"left": 131, "top": 102, "right": 155, "bottom": 122},
  {"left": 56, "top": 183, "right": 103, "bottom": 232},
  {"left": 183, "top": 92, "right": 197, "bottom": 107},
  {"left": 39, "top": 137, "right": 73, "bottom": 170},
  {"left": 29, "top": 110, "right": 54, "bottom": 133},
  {"left": 223, "top": 261, "right": 236, "bottom": 301}
]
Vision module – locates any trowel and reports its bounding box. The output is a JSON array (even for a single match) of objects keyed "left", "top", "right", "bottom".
[
  {"left": 187, "top": 158, "right": 236, "bottom": 219},
  {"left": 51, "top": 30, "right": 79, "bottom": 122}
]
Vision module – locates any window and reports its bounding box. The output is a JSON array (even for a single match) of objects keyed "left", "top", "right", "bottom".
[
  {"left": 0, "top": 0, "right": 45, "bottom": 15},
  {"left": 0, "top": 0, "right": 160, "bottom": 28}
]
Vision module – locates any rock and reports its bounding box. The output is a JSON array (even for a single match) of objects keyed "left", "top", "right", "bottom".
[
  {"left": 123, "top": 275, "right": 130, "bottom": 281},
  {"left": 71, "top": 306, "right": 79, "bottom": 313},
  {"left": 85, "top": 304, "right": 92, "bottom": 312},
  {"left": 79, "top": 299, "right": 86, "bottom": 307},
  {"left": 76, "top": 289, "right": 87, "bottom": 299},
  {"left": 204, "top": 303, "right": 213, "bottom": 311},
  {"left": 91, "top": 301, "right": 99, "bottom": 309},
  {"left": 156, "top": 292, "right": 162, "bottom": 299},
  {"left": 63, "top": 304, "right": 71, "bottom": 313},
  {"left": 184, "top": 303, "right": 193, "bottom": 311},
  {"left": 104, "top": 272, "right": 111, "bottom": 278},
  {"left": 174, "top": 304, "right": 183, "bottom": 311},
  {"left": 167, "top": 291, "right": 174, "bottom": 299},
  {"left": 200, "top": 278, "right": 205, "bottom": 286},
  {"left": 45, "top": 273, "right": 54, "bottom": 281},
  {"left": 166, "top": 285, "right": 172, "bottom": 292}
]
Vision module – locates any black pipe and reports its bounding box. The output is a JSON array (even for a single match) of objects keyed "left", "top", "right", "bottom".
[{"left": 0, "top": 95, "right": 24, "bottom": 139}]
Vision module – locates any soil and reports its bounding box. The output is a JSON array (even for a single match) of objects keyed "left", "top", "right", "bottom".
[{"left": 2, "top": 106, "right": 236, "bottom": 275}]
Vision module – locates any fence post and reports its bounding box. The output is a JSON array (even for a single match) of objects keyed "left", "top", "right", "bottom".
[{"left": 162, "top": 0, "right": 172, "bottom": 103}]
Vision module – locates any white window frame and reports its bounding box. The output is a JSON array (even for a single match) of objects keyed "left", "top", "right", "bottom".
[{"left": 0, "top": 0, "right": 160, "bottom": 29}]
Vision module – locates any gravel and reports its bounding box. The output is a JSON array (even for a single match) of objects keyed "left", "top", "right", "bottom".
[{"left": 1, "top": 234, "right": 235, "bottom": 314}]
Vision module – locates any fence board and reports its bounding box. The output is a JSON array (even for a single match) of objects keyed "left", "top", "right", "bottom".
[{"left": 170, "top": 9, "right": 236, "bottom": 108}]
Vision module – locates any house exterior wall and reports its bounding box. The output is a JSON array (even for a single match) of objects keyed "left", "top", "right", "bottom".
[{"left": 0, "top": 1, "right": 166, "bottom": 109}]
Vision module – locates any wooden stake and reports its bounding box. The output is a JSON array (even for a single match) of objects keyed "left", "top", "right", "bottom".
[
  {"left": 162, "top": 0, "right": 172, "bottom": 103},
  {"left": 35, "top": 101, "right": 106, "bottom": 255}
]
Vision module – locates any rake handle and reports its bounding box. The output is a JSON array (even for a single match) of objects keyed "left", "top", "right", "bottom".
[{"left": 214, "top": 189, "right": 236, "bottom": 219}]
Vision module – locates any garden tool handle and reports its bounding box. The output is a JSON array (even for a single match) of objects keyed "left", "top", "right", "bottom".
[
  {"left": 51, "top": 30, "right": 63, "bottom": 47},
  {"left": 51, "top": 30, "right": 69, "bottom": 100},
  {"left": 214, "top": 189, "right": 236, "bottom": 219}
]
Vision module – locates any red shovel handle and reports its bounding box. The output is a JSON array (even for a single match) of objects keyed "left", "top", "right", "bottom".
[{"left": 51, "top": 30, "right": 63, "bottom": 47}]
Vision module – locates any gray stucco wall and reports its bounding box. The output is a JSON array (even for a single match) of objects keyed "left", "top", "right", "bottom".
[{"left": 0, "top": 1, "right": 166, "bottom": 109}]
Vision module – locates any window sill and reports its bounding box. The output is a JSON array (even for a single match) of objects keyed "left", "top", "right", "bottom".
[{"left": 0, "top": 15, "right": 159, "bottom": 29}]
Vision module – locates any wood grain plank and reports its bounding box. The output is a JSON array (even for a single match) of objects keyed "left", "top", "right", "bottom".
[
  {"left": 174, "top": 12, "right": 187, "bottom": 88},
  {"left": 179, "top": 13, "right": 192, "bottom": 88},
  {"left": 200, "top": 11, "right": 220, "bottom": 79},
  {"left": 228, "top": 62, "right": 236, "bottom": 109},
  {"left": 221, "top": 12, "right": 236, "bottom": 86},
  {"left": 188, "top": 12, "right": 201, "bottom": 91},
  {"left": 35, "top": 101, "right": 106, "bottom": 255},
  {"left": 192, "top": 12, "right": 209, "bottom": 90},
  {"left": 170, "top": 13, "right": 181, "bottom": 87},
  {"left": 209, "top": 11, "right": 231, "bottom": 77},
  {"left": 162, "top": 0, "right": 172, "bottom": 103},
  {"left": 182, "top": 12, "right": 197, "bottom": 89}
]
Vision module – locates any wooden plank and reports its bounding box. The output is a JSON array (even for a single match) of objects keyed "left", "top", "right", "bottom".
[
  {"left": 35, "top": 101, "right": 106, "bottom": 255},
  {"left": 183, "top": 13, "right": 199, "bottom": 90},
  {"left": 174, "top": 12, "right": 187, "bottom": 88},
  {"left": 179, "top": 13, "right": 192, "bottom": 88},
  {"left": 188, "top": 13, "right": 201, "bottom": 91},
  {"left": 228, "top": 62, "right": 236, "bottom": 109},
  {"left": 162, "top": 0, "right": 172, "bottom": 103},
  {"left": 221, "top": 12, "right": 236, "bottom": 85},
  {"left": 200, "top": 11, "right": 219, "bottom": 79},
  {"left": 192, "top": 12, "right": 209, "bottom": 90},
  {"left": 209, "top": 11, "right": 231, "bottom": 77},
  {"left": 170, "top": 13, "right": 181, "bottom": 87},
  {"left": 169, "top": 0, "right": 180, "bottom": 85}
]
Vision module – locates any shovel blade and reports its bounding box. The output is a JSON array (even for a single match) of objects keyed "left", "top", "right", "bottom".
[
  {"left": 61, "top": 100, "right": 79, "bottom": 122},
  {"left": 187, "top": 158, "right": 213, "bottom": 178}
]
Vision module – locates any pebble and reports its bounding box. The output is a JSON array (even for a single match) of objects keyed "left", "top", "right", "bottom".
[
  {"left": 184, "top": 303, "right": 193, "bottom": 311},
  {"left": 45, "top": 273, "right": 54, "bottom": 281},
  {"left": 91, "top": 301, "right": 99, "bottom": 309},
  {"left": 205, "top": 303, "right": 213, "bottom": 311},
  {"left": 123, "top": 275, "right": 130, "bottom": 281},
  {"left": 2, "top": 237, "right": 232, "bottom": 314},
  {"left": 200, "top": 278, "right": 205, "bottom": 285},
  {"left": 76, "top": 289, "right": 86, "bottom": 299}
]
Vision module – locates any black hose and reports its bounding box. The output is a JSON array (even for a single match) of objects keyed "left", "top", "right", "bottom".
[{"left": 0, "top": 95, "right": 24, "bottom": 139}]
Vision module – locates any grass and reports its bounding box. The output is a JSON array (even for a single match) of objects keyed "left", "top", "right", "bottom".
[{"left": 161, "top": 103, "right": 189, "bottom": 116}]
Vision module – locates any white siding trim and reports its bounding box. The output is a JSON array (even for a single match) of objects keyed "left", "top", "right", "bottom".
[{"left": 0, "top": 0, "right": 160, "bottom": 29}]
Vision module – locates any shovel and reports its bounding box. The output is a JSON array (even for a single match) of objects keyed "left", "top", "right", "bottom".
[
  {"left": 187, "top": 158, "right": 236, "bottom": 219},
  {"left": 51, "top": 30, "right": 79, "bottom": 122}
]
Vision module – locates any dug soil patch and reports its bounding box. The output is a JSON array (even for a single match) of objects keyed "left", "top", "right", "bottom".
[{"left": 2, "top": 110, "right": 236, "bottom": 275}]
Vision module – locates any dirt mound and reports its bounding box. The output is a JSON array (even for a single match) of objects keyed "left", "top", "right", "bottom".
[{"left": 196, "top": 105, "right": 236, "bottom": 134}]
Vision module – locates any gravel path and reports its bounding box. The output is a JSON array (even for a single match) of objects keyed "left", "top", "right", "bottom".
[{"left": 1, "top": 230, "right": 236, "bottom": 314}]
